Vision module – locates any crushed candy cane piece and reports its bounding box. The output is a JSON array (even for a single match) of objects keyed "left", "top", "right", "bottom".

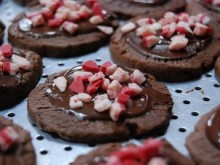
[{"left": 53, "top": 76, "right": 67, "bottom": 93}]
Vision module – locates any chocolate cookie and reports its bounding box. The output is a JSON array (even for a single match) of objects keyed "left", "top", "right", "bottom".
[
  {"left": 80, "top": 0, "right": 186, "bottom": 19},
  {"left": 28, "top": 60, "right": 173, "bottom": 143},
  {"left": 110, "top": 1, "right": 220, "bottom": 82},
  {"left": 72, "top": 138, "right": 195, "bottom": 165},
  {"left": 215, "top": 55, "right": 220, "bottom": 82},
  {"left": 186, "top": 105, "right": 220, "bottom": 165},
  {"left": 0, "top": 44, "right": 42, "bottom": 109},
  {"left": 0, "top": 116, "right": 36, "bottom": 165},
  {"left": 8, "top": 0, "right": 118, "bottom": 57},
  {"left": 0, "top": 21, "right": 5, "bottom": 44}
]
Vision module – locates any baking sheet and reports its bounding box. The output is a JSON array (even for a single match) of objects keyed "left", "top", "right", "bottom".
[{"left": 0, "top": 0, "right": 220, "bottom": 164}]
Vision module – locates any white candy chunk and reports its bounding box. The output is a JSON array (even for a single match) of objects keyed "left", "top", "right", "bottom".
[
  {"left": 109, "top": 103, "right": 125, "bottom": 121},
  {"left": 188, "top": 16, "right": 196, "bottom": 27},
  {"left": 196, "top": 13, "right": 210, "bottom": 25},
  {"left": 193, "top": 22, "right": 210, "bottom": 36},
  {"left": 131, "top": 69, "right": 146, "bottom": 85},
  {"left": 150, "top": 23, "right": 162, "bottom": 31},
  {"left": 56, "top": 6, "right": 70, "bottom": 19},
  {"left": 72, "top": 71, "right": 93, "bottom": 79},
  {"left": 77, "top": 93, "right": 92, "bottom": 103},
  {"left": 95, "top": 94, "right": 109, "bottom": 100},
  {"left": 68, "top": 12, "right": 80, "bottom": 21},
  {"left": 2, "top": 62, "right": 19, "bottom": 76},
  {"left": 79, "top": 5, "right": 92, "bottom": 15},
  {"left": 148, "top": 157, "right": 167, "bottom": 165},
  {"left": 44, "top": 0, "right": 60, "bottom": 11},
  {"left": 158, "top": 18, "right": 170, "bottom": 26},
  {"left": 102, "top": 78, "right": 110, "bottom": 91},
  {"left": 136, "top": 25, "right": 156, "bottom": 37},
  {"left": 213, "top": 0, "right": 220, "bottom": 6},
  {"left": 53, "top": 76, "right": 67, "bottom": 93},
  {"left": 63, "top": 0, "right": 80, "bottom": 10},
  {"left": 0, "top": 126, "right": 19, "bottom": 151},
  {"left": 97, "top": 26, "right": 114, "bottom": 35},
  {"left": 62, "top": 21, "right": 78, "bottom": 34},
  {"left": 176, "top": 21, "right": 192, "bottom": 33},
  {"left": 88, "top": 72, "right": 105, "bottom": 82},
  {"left": 164, "top": 12, "right": 177, "bottom": 23},
  {"left": 120, "top": 22, "right": 136, "bottom": 33},
  {"left": 136, "top": 18, "right": 156, "bottom": 27},
  {"left": 169, "top": 35, "right": 188, "bottom": 51},
  {"left": 39, "top": 0, "right": 48, "bottom": 6},
  {"left": 69, "top": 95, "right": 83, "bottom": 109},
  {"left": 11, "top": 55, "right": 31, "bottom": 70},
  {"left": 109, "top": 67, "right": 130, "bottom": 83},
  {"left": 162, "top": 22, "right": 176, "bottom": 38},
  {"left": 128, "top": 83, "right": 143, "bottom": 95},
  {"left": 107, "top": 80, "right": 123, "bottom": 99},
  {"left": 94, "top": 98, "right": 112, "bottom": 112},
  {"left": 178, "top": 13, "right": 190, "bottom": 22},
  {"left": 142, "top": 35, "right": 159, "bottom": 48},
  {"left": 30, "top": 14, "right": 45, "bottom": 27},
  {"left": 90, "top": 15, "right": 103, "bottom": 25},
  {"left": 106, "top": 64, "right": 117, "bottom": 76}
]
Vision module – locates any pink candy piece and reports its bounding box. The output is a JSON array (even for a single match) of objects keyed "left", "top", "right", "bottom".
[
  {"left": 62, "top": 21, "right": 78, "bottom": 34},
  {"left": 196, "top": 13, "right": 210, "bottom": 25},
  {"left": 109, "top": 67, "right": 130, "bottom": 83},
  {"left": 107, "top": 80, "right": 123, "bottom": 99},
  {"left": 136, "top": 26, "right": 156, "bottom": 37},
  {"left": 142, "top": 35, "right": 159, "bottom": 48},
  {"left": 116, "top": 93, "right": 129, "bottom": 105},
  {"left": 193, "top": 22, "right": 211, "bottom": 36},
  {"left": 169, "top": 35, "right": 188, "bottom": 51},
  {"left": 101, "top": 61, "right": 112, "bottom": 74},
  {"left": 2, "top": 62, "right": 19, "bottom": 76},
  {"left": 106, "top": 64, "right": 117, "bottom": 76},
  {"left": 0, "top": 126, "right": 19, "bottom": 151},
  {"left": 88, "top": 71, "right": 105, "bottom": 82},
  {"left": 41, "top": 7, "right": 54, "bottom": 20},
  {"left": 109, "top": 103, "right": 125, "bottom": 121},
  {"left": 92, "top": 2, "right": 104, "bottom": 18},
  {"left": 31, "top": 14, "right": 45, "bottom": 27},
  {"left": 178, "top": 13, "right": 190, "bottom": 22},
  {"left": 48, "top": 18, "right": 64, "bottom": 27},
  {"left": 176, "top": 21, "right": 192, "bottom": 34},
  {"left": 162, "top": 22, "right": 176, "bottom": 38},
  {"left": 128, "top": 83, "right": 143, "bottom": 95},
  {"left": 131, "top": 69, "right": 146, "bottom": 85},
  {"left": 0, "top": 44, "right": 13, "bottom": 58},
  {"left": 102, "top": 78, "right": 110, "bottom": 91}
]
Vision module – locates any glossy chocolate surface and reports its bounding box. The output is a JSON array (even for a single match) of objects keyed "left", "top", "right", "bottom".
[
  {"left": 206, "top": 107, "right": 220, "bottom": 149},
  {"left": 126, "top": 31, "right": 211, "bottom": 61},
  {"left": 45, "top": 66, "right": 171, "bottom": 121}
]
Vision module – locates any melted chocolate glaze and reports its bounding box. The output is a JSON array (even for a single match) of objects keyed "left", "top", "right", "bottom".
[
  {"left": 0, "top": 51, "right": 26, "bottom": 87},
  {"left": 206, "top": 107, "right": 220, "bottom": 149},
  {"left": 126, "top": 31, "right": 211, "bottom": 61},
  {"left": 198, "top": 0, "right": 220, "bottom": 13},
  {"left": 45, "top": 66, "right": 171, "bottom": 121},
  {"left": 128, "top": 0, "right": 167, "bottom": 5}
]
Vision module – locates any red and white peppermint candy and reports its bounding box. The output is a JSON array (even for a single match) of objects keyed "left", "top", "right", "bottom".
[
  {"left": 63, "top": 0, "right": 81, "bottom": 10},
  {"left": 136, "top": 25, "right": 156, "bottom": 37},
  {"left": 131, "top": 69, "right": 146, "bottom": 85},
  {"left": 109, "top": 67, "right": 130, "bottom": 83},
  {"left": 77, "top": 93, "right": 92, "bottom": 103},
  {"left": 121, "top": 22, "right": 136, "bottom": 33},
  {"left": 90, "top": 15, "right": 103, "bottom": 25},
  {"left": 2, "top": 62, "right": 19, "bottom": 76},
  {"left": 102, "top": 78, "right": 110, "bottom": 91},
  {"left": 109, "top": 103, "right": 125, "bottom": 121},
  {"left": 11, "top": 55, "right": 31, "bottom": 70},
  {"left": 72, "top": 71, "right": 93, "bottom": 79},
  {"left": 196, "top": 13, "right": 210, "bottom": 25},
  {"left": 88, "top": 71, "right": 105, "bottom": 82},
  {"left": 107, "top": 80, "right": 123, "bottom": 99},
  {"left": 164, "top": 12, "right": 177, "bottom": 23},
  {"left": 128, "top": 83, "right": 143, "bottom": 95},
  {"left": 0, "top": 126, "right": 19, "bottom": 151},
  {"left": 62, "top": 21, "right": 78, "bottom": 34},
  {"left": 169, "top": 35, "right": 188, "bottom": 51},
  {"left": 30, "top": 14, "right": 45, "bottom": 27},
  {"left": 0, "top": 44, "right": 13, "bottom": 58},
  {"left": 162, "top": 22, "right": 176, "bottom": 38},
  {"left": 94, "top": 98, "right": 112, "bottom": 112},
  {"left": 148, "top": 157, "right": 167, "bottom": 165},
  {"left": 105, "top": 64, "right": 117, "bottom": 76},
  {"left": 176, "top": 21, "right": 192, "bottom": 34},
  {"left": 69, "top": 95, "right": 83, "bottom": 109},
  {"left": 53, "top": 76, "right": 67, "bottom": 93},
  {"left": 178, "top": 13, "right": 190, "bottom": 22},
  {"left": 193, "top": 22, "right": 211, "bottom": 36},
  {"left": 142, "top": 35, "right": 159, "bottom": 48},
  {"left": 136, "top": 18, "right": 156, "bottom": 27},
  {"left": 213, "top": 0, "right": 220, "bottom": 6},
  {"left": 97, "top": 26, "right": 113, "bottom": 35}
]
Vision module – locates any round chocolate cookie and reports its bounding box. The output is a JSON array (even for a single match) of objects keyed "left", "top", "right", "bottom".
[
  {"left": 79, "top": 0, "right": 186, "bottom": 19},
  {"left": 110, "top": 1, "right": 220, "bottom": 82},
  {"left": 72, "top": 139, "right": 195, "bottom": 165},
  {"left": 0, "top": 21, "right": 5, "bottom": 44},
  {"left": 215, "top": 56, "right": 220, "bottom": 82},
  {"left": 0, "top": 45, "right": 42, "bottom": 109},
  {"left": 28, "top": 61, "right": 173, "bottom": 143},
  {"left": 0, "top": 116, "right": 36, "bottom": 165},
  {"left": 186, "top": 105, "right": 220, "bottom": 165},
  {"left": 8, "top": 1, "right": 118, "bottom": 57}
]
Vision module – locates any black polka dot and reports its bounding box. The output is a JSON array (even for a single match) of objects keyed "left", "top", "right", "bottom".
[
  {"left": 42, "top": 74, "right": 48, "bottom": 78},
  {"left": 40, "top": 150, "right": 48, "bottom": 155},
  {"left": 183, "top": 100, "right": 190, "bottom": 104},
  {"left": 64, "top": 146, "right": 72, "bottom": 151},
  {"left": 203, "top": 97, "right": 210, "bottom": 102},
  {"left": 171, "top": 115, "right": 178, "bottom": 120},
  {"left": 214, "top": 84, "right": 220, "bottom": 88},
  {"left": 175, "top": 89, "right": 182, "bottom": 93},
  {"left": 195, "top": 86, "right": 202, "bottom": 90},
  {"left": 58, "top": 62, "right": 64, "bottom": 66},
  {"left": 191, "top": 112, "right": 199, "bottom": 116},
  {"left": 7, "top": 113, "right": 15, "bottom": 117},
  {"left": 36, "top": 135, "right": 44, "bottom": 140},
  {"left": 178, "top": 128, "right": 186, "bottom": 133},
  {"left": 205, "top": 73, "right": 212, "bottom": 77}
]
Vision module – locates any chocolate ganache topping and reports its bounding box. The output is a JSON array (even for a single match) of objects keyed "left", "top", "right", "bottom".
[
  {"left": 206, "top": 107, "right": 220, "bottom": 149},
  {"left": 45, "top": 66, "right": 171, "bottom": 121},
  {"left": 198, "top": 0, "right": 220, "bottom": 13},
  {"left": 123, "top": 12, "right": 212, "bottom": 61},
  {"left": 128, "top": 0, "right": 167, "bottom": 5},
  {"left": 18, "top": 1, "right": 116, "bottom": 39}
]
